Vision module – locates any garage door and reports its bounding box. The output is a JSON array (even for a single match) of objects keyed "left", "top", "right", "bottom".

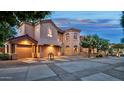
[{"left": 16, "top": 45, "right": 32, "bottom": 59}]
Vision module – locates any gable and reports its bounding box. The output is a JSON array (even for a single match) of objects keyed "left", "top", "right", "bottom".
[
  {"left": 8, "top": 35, "right": 37, "bottom": 45},
  {"left": 36, "top": 22, "right": 62, "bottom": 46},
  {"left": 40, "top": 22, "right": 58, "bottom": 39}
]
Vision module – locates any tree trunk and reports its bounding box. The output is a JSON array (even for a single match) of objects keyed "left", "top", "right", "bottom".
[
  {"left": 88, "top": 48, "right": 92, "bottom": 58},
  {"left": 93, "top": 48, "right": 95, "bottom": 54},
  {"left": 97, "top": 48, "right": 99, "bottom": 56}
]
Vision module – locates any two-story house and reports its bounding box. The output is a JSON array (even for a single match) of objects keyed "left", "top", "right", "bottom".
[{"left": 5, "top": 20, "right": 81, "bottom": 59}]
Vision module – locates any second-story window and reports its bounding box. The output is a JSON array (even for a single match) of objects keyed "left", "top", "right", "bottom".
[
  {"left": 65, "top": 33, "right": 69, "bottom": 40},
  {"left": 74, "top": 33, "right": 78, "bottom": 39},
  {"left": 48, "top": 28, "right": 52, "bottom": 37}
]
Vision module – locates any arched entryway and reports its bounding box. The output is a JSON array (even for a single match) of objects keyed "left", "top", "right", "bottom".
[
  {"left": 64, "top": 45, "right": 71, "bottom": 55},
  {"left": 73, "top": 45, "right": 78, "bottom": 55}
]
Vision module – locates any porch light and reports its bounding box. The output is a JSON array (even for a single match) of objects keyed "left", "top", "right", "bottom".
[{"left": 21, "top": 40, "right": 29, "bottom": 45}]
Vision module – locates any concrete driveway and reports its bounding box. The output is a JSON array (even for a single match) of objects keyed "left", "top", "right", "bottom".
[{"left": 0, "top": 57, "right": 124, "bottom": 81}]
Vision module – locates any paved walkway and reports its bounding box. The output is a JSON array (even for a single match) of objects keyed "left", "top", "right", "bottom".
[{"left": 0, "top": 57, "right": 124, "bottom": 81}]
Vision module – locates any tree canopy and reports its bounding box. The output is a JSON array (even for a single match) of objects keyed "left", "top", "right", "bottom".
[
  {"left": 120, "top": 11, "right": 124, "bottom": 43},
  {"left": 121, "top": 36, "right": 124, "bottom": 43},
  {"left": 0, "top": 11, "right": 51, "bottom": 47},
  {"left": 80, "top": 34, "right": 109, "bottom": 57},
  {"left": 112, "top": 44, "right": 124, "bottom": 49}
]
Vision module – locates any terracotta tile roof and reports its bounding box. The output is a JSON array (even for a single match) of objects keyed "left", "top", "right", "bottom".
[{"left": 64, "top": 28, "right": 81, "bottom": 32}]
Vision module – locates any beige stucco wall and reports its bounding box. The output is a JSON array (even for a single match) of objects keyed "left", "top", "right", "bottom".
[
  {"left": 63, "top": 30, "right": 80, "bottom": 55},
  {"left": 18, "top": 24, "right": 25, "bottom": 36},
  {"left": 18, "top": 23, "right": 34, "bottom": 39},
  {"left": 37, "top": 45, "right": 60, "bottom": 57},
  {"left": 34, "top": 24, "right": 41, "bottom": 41},
  {"left": 25, "top": 24, "right": 34, "bottom": 38},
  {"left": 14, "top": 21, "right": 84, "bottom": 58},
  {"left": 37, "top": 23, "right": 61, "bottom": 45},
  {"left": 34, "top": 23, "right": 63, "bottom": 57}
]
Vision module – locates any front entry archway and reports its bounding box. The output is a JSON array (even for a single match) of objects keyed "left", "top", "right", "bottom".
[{"left": 64, "top": 46, "right": 71, "bottom": 55}]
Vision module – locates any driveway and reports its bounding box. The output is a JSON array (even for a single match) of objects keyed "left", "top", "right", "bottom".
[{"left": 0, "top": 57, "right": 124, "bottom": 81}]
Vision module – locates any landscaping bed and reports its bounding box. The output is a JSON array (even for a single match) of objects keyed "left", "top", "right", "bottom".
[{"left": 0, "top": 53, "right": 10, "bottom": 60}]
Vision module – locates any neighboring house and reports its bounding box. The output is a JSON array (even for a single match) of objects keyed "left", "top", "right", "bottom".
[{"left": 5, "top": 20, "right": 81, "bottom": 59}]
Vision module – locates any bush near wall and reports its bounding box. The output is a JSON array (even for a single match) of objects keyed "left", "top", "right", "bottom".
[{"left": 0, "top": 54, "right": 10, "bottom": 60}]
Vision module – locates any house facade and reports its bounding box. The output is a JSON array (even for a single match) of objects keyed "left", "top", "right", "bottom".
[{"left": 5, "top": 20, "right": 81, "bottom": 59}]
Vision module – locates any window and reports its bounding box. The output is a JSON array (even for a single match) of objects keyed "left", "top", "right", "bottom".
[
  {"left": 74, "top": 33, "right": 78, "bottom": 39},
  {"left": 65, "top": 33, "right": 69, "bottom": 40},
  {"left": 48, "top": 28, "right": 52, "bottom": 37}
]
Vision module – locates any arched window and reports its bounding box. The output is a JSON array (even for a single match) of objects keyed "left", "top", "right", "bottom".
[
  {"left": 65, "top": 33, "right": 69, "bottom": 40},
  {"left": 74, "top": 33, "right": 78, "bottom": 39}
]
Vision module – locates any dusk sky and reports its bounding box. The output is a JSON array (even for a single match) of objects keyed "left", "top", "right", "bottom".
[{"left": 48, "top": 11, "right": 123, "bottom": 43}]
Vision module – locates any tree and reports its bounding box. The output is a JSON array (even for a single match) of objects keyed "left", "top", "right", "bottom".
[
  {"left": 80, "top": 35, "right": 109, "bottom": 57},
  {"left": 80, "top": 35, "right": 93, "bottom": 57},
  {"left": 121, "top": 11, "right": 124, "bottom": 31},
  {"left": 0, "top": 23, "right": 16, "bottom": 46},
  {"left": 108, "top": 47, "right": 114, "bottom": 56},
  {"left": 120, "top": 11, "right": 124, "bottom": 44},
  {"left": 121, "top": 37, "right": 124, "bottom": 43},
  {"left": 0, "top": 11, "right": 52, "bottom": 47},
  {"left": 92, "top": 35, "right": 109, "bottom": 55},
  {"left": 99, "top": 39, "right": 109, "bottom": 55},
  {"left": 92, "top": 34, "right": 101, "bottom": 54},
  {"left": 112, "top": 44, "right": 124, "bottom": 57}
]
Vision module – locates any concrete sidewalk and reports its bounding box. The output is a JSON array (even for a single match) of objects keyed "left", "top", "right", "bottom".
[{"left": 0, "top": 57, "right": 124, "bottom": 81}]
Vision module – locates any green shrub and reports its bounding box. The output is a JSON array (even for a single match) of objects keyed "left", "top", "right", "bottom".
[{"left": 0, "top": 54, "right": 10, "bottom": 60}]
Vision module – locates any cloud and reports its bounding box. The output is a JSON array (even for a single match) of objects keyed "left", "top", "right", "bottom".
[{"left": 53, "top": 18, "right": 123, "bottom": 43}]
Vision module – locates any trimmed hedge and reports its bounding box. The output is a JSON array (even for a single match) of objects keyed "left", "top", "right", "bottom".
[{"left": 0, "top": 54, "right": 10, "bottom": 60}]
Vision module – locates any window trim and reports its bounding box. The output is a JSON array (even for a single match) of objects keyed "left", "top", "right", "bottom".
[
  {"left": 74, "top": 33, "right": 78, "bottom": 39},
  {"left": 65, "top": 33, "right": 70, "bottom": 40}
]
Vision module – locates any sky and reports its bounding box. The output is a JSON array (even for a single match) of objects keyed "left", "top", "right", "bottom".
[{"left": 48, "top": 11, "right": 124, "bottom": 43}]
